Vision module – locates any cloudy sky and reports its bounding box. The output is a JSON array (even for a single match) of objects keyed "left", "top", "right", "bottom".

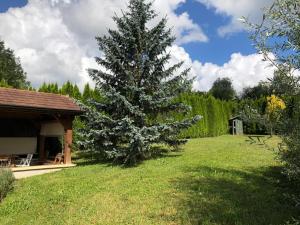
[{"left": 0, "top": 0, "right": 276, "bottom": 92}]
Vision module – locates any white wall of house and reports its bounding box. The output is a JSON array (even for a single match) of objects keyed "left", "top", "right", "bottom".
[{"left": 0, "top": 137, "right": 37, "bottom": 155}]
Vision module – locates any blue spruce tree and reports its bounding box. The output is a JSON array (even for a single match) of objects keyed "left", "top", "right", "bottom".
[{"left": 79, "top": 0, "right": 200, "bottom": 165}]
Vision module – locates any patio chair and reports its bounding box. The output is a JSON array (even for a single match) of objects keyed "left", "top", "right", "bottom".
[
  {"left": 16, "top": 154, "right": 33, "bottom": 167},
  {"left": 53, "top": 153, "right": 64, "bottom": 165},
  {"left": 0, "top": 155, "right": 12, "bottom": 167}
]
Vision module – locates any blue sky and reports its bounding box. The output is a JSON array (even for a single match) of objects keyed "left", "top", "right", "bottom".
[
  {"left": 0, "top": 0, "right": 27, "bottom": 12},
  {"left": 176, "top": 1, "right": 256, "bottom": 65},
  {"left": 0, "top": 0, "right": 275, "bottom": 91}
]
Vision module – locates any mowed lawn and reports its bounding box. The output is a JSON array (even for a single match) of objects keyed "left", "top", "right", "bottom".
[{"left": 0, "top": 136, "right": 298, "bottom": 225}]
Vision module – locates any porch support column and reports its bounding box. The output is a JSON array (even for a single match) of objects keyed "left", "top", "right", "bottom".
[
  {"left": 61, "top": 117, "right": 74, "bottom": 165},
  {"left": 64, "top": 128, "right": 72, "bottom": 164},
  {"left": 39, "top": 135, "right": 46, "bottom": 163}
]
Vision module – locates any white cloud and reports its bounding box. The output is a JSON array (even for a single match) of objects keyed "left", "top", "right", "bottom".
[
  {"left": 168, "top": 46, "right": 275, "bottom": 93},
  {"left": 0, "top": 0, "right": 93, "bottom": 88},
  {"left": 0, "top": 0, "right": 207, "bottom": 89},
  {"left": 56, "top": 0, "right": 208, "bottom": 47},
  {"left": 152, "top": 0, "right": 208, "bottom": 44},
  {"left": 193, "top": 53, "right": 275, "bottom": 92},
  {"left": 0, "top": 0, "right": 276, "bottom": 93},
  {"left": 197, "top": 0, "right": 274, "bottom": 36}
]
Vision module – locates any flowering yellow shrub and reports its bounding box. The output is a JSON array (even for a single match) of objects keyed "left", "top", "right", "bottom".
[
  {"left": 266, "top": 95, "right": 286, "bottom": 114},
  {"left": 266, "top": 95, "right": 286, "bottom": 135}
]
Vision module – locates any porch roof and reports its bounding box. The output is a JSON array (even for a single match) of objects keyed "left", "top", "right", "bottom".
[{"left": 0, "top": 87, "right": 81, "bottom": 114}]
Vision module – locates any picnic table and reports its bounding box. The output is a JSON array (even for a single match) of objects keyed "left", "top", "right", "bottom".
[{"left": 246, "top": 135, "right": 272, "bottom": 145}]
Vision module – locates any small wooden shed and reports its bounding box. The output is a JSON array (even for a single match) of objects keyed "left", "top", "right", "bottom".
[
  {"left": 229, "top": 116, "right": 244, "bottom": 135},
  {"left": 0, "top": 87, "right": 82, "bottom": 164}
]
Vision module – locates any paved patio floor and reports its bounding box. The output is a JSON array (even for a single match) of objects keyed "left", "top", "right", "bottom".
[{"left": 13, "top": 169, "right": 62, "bottom": 179}]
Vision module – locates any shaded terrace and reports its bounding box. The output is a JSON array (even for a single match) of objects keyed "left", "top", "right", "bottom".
[{"left": 0, "top": 87, "right": 82, "bottom": 170}]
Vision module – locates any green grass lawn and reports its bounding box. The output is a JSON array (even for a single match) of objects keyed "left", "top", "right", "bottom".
[{"left": 0, "top": 136, "right": 298, "bottom": 225}]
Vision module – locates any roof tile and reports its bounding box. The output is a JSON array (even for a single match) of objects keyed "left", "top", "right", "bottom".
[{"left": 0, "top": 87, "right": 81, "bottom": 112}]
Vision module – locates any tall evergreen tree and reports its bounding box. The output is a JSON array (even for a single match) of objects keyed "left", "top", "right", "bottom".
[
  {"left": 79, "top": 0, "right": 200, "bottom": 165},
  {"left": 61, "top": 81, "right": 74, "bottom": 96},
  {"left": 82, "top": 83, "right": 93, "bottom": 101},
  {"left": 0, "top": 40, "right": 29, "bottom": 88},
  {"left": 50, "top": 83, "right": 59, "bottom": 94},
  {"left": 241, "top": 82, "right": 270, "bottom": 100},
  {"left": 73, "top": 84, "right": 82, "bottom": 99},
  {"left": 38, "top": 82, "right": 49, "bottom": 93},
  {"left": 209, "top": 77, "right": 236, "bottom": 101}
]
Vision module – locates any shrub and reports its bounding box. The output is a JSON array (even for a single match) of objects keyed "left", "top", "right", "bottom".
[
  {"left": 238, "top": 97, "right": 269, "bottom": 134},
  {"left": 278, "top": 96, "right": 300, "bottom": 185},
  {"left": 0, "top": 169, "right": 15, "bottom": 202}
]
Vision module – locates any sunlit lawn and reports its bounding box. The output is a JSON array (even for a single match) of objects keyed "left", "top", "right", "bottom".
[{"left": 0, "top": 135, "right": 298, "bottom": 225}]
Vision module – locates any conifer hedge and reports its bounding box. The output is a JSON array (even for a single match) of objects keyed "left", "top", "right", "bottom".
[{"left": 174, "top": 93, "right": 235, "bottom": 138}]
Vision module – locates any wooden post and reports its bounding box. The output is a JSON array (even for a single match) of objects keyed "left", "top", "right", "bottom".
[
  {"left": 60, "top": 117, "right": 74, "bottom": 164},
  {"left": 39, "top": 135, "right": 46, "bottom": 163},
  {"left": 64, "top": 128, "right": 73, "bottom": 164}
]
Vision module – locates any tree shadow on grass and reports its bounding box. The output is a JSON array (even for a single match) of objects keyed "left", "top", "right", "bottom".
[
  {"left": 72, "top": 151, "right": 113, "bottom": 167},
  {"left": 173, "top": 166, "right": 299, "bottom": 225},
  {"left": 73, "top": 146, "right": 182, "bottom": 167}
]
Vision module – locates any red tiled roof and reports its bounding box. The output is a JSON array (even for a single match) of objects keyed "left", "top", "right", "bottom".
[{"left": 0, "top": 87, "right": 81, "bottom": 113}]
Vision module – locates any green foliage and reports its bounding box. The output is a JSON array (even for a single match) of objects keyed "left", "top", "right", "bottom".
[
  {"left": 72, "top": 85, "right": 81, "bottom": 100},
  {"left": 82, "top": 83, "right": 92, "bottom": 101},
  {"left": 39, "top": 82, "right": 59, "bottom": 94},
  {"left": 173, "top": 93, "right": 235, "bottom": 138},
  {"left": 278, "top": 96, "right": 300, "bottom": 183},
  {"left": 246, "top": 0, "right": 300, "bottom": 222},
  {"left": 0, "top": 169, "right": 14, "bottom": 202},
  {"left": 269, "top": 67, "right": 300, "bottom": 96},
  {"left": 38, "top": 81, "right": 89, "bottom": 100},
  {"left": 61, "top": 81, "right": 74, "bottom": 97},
  {"left": 0, "top": 79, "right": 12, "bottom": 88},
  {"left": 241, "top": 82, "right": 270, "bottom": 100},
  {"left": 81, "top": 83, "right": 104, "bottom": 102},
  {"left": 71, "top": 116, "right": 86, "bottom": 152},
  {"left": 239, "top": 97, "right": 269, "bottom": 134},
  {"left": 79, "top": 0, "right": 199, "bottom": 165},
  {"left": 0, "top": 40, "right": 29, "bottom": 88},
  {"left": 247, "top": 0, "right": 300, "bottom": 177},
  {"left": 209, "top": 77, "right": 236, "bottom": 101}
]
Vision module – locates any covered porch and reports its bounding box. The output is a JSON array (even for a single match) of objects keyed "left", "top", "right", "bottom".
[{"left": 0, "top": 87, "right": 82, "bottom": 168}]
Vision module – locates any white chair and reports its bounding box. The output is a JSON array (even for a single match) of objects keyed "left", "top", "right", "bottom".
[{"left": 17, "top": 154, "right": 33, "bottom": 167}]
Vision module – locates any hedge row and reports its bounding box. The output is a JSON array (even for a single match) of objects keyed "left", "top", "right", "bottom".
[{"left": 174, "top": 93, "right": 236, "bottom": 138}]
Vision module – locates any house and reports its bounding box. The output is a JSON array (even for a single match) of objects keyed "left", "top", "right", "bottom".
[{"left": 0, "top": 87, "right": 82, "bottom": 166}]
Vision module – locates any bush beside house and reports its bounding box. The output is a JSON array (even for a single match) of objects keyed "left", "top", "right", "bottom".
[{"left": 0, "top": 169, "right": 15, "bottom": 202}]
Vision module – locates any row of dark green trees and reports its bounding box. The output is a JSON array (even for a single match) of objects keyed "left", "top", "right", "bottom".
[
  {"left": 38, "top": 82, "right": 102, "bottom": 102},
  {"left": 175, "top": 93, "right": 235, "bottom": 138}
]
